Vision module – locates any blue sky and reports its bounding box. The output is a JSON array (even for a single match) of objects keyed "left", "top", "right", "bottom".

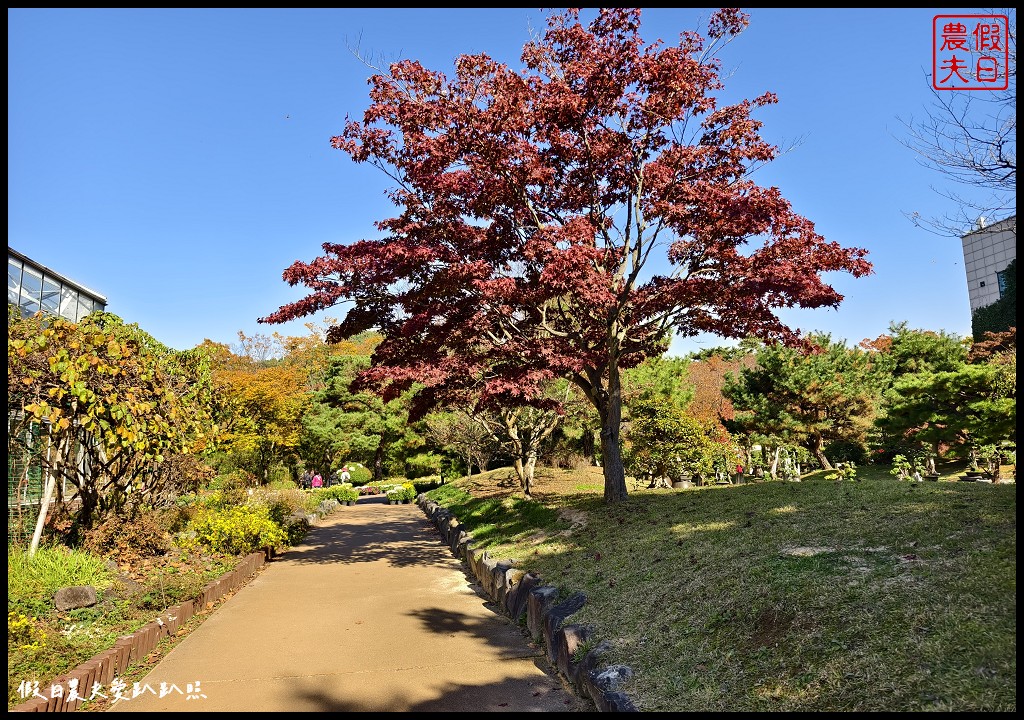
[{"left": 8, "top": 8, "right": 1007, "bottom": 355}]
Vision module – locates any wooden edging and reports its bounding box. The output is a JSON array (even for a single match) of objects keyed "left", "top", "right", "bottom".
[{"left": 416, "top": 494, "right": 639, "bottom": 712}]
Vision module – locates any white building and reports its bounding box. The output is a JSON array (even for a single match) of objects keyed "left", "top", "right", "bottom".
[{"left": 960, "top": 216, "right": 1016, "bottom": 313}]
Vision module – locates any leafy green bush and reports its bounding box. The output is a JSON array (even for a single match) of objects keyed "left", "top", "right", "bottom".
[
  {"left": 439, "top": 454, "right": 464, "bottom": 482},
  {"left": 308, "top": 484, "right": 359, "bottom": 504},
  {"left": 824, "top": 439, "right": 869, "bottom": 464},
  {"left": 405, "top": 452, "right": 442, "bottom": 479},
  {"left": 178, "top": 505, "right": 286, "bottom": 555},
  {"left": 624, "top": 400, "right": 728, "bottom": 483},
  {"left": 825, "top": 462, "right": 858, "bottom": 481},
  {"left": 335, "top": 484, "right": 359, "bottom": 503},
  {"left": 413, "top": 477, "right": 445, "bottom": 493},
  {"left": 343, "top": 464, "right": 373, "bottom": 485}
]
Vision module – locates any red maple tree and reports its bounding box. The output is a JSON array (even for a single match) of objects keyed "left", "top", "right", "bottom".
[{"left": 261, "top": 8, "right": 872, "bottom": 503}]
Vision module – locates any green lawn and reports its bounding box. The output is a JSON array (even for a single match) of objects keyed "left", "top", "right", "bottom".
[{"left": 424, "top": 463, "right": 1017, "bottom": 712}]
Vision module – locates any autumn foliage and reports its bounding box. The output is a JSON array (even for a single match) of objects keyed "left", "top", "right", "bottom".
[{"left": 262, "top": 8, "right": 871, "bottom": 502}]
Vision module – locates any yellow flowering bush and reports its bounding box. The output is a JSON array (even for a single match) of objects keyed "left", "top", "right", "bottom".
[
  {"left": 8, "top": 612, "right": 47, "bottom": 653},
  {"left": 178, "top": 505, "right": 286, "bottom": 555}
]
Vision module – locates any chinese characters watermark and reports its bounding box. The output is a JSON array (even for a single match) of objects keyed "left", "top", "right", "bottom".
[
  {"left": 933, "top": 15, "right": 1010, "bottom": 90},
  {"left": 17, "top": 678, "right": 207, "bottom": 705}
]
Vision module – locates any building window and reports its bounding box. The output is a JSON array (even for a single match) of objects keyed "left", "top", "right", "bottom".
[{"left": 996, "top": 270, "right": 1007, "bottom": 297}]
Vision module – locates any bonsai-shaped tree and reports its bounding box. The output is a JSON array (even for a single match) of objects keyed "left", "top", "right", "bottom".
[
  {"left": 976, "top": 444, "right": 1006, "bottom": 481},
  {"left": 890, "top": 455, "right": 913, "bottom": 481}
]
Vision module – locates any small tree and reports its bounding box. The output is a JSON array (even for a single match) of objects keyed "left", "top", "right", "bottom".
[
  {"left": 8, "top": 311, "right": 218, "bottom": 539},
  {"left": 624, "top": 400, "right": 727, "bottom": 486},
  {"left": 424, "top": 409, "right": 498, "bottom": 479},
  {"left": 723, "top": 334, "right": 883, "bottom": 470}
]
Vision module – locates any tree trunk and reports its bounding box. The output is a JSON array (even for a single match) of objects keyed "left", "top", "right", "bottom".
[
  {"left": 811, "top": 434, "right": 832, "bottom": 470},
  {"left": 372, "top": 440, "right": 385, "bottom": 482},
  {"left": 522, "top": 454, "right": 537, "bottom": 498},
  {"left": 513, "top": 457, "right": 525, "bottom": 485},
  {"left": 29, "top": 439, "right": 60, "bottom": 556},
  {"left": 769, "top": 446, "right": 781, "bottom": 479},
  {"left": 597, "top": 366, "right": 628, "bottom": 504}
]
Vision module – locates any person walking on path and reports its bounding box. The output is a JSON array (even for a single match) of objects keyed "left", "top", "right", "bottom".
[
  {"left": 108, "top": 502, "right": 588, "bottom": 712},
  {"left": 311, "top": 471, "right": 323, "bottom": 489}
]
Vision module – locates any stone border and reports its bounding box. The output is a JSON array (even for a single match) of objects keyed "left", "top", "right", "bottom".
[
  {"left": 10, "top": 549, "right": 273, "bottom": 713},
  {"left": 417, "top": 495, "right": 638, "bottom": 712}
]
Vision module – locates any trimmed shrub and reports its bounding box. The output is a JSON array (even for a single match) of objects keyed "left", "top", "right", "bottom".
[{"left": 309, "top": 484, "right": 358, "bottom": 505}]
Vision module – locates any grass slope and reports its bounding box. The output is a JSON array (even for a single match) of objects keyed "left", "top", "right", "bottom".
[{"left": 424, "top": 464, "right": 1016, "bottom": 712}]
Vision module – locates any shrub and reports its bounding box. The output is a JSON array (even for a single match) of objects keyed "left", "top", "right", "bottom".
[
  {"left": 160, "top": 493, "right": 201, "bottom": 530},
  {"left": 824, "top": 439, "right": 868, "bottom": 464},
  {"left": 206, "top": 470, "right": 257, "bottom": 506},
  {"left": 247, "top": 488, "right": 308, "bottom": 527},
  {"left": 624, "top": 401, "right": 727, "bottom": 483},
  {"left": 267, "top": 464, "right": 293, "bottom": 487},
  {"left": 335, "top": 484, "right": 360, "bottom": 503},
  {"left": 308, "top": 484, "right": 359, "bottom": 504},
  {"left": 343, "top": 464, "right": 373, "bottom": 485},
  {"left": 178, "top": 505, "right": 287, "bottom": 555},
  {"left": 439, "top": 454, "right": 464, "bottom": 482},
  {"left": 825, "top": 462, "right": 858, "bottom": 482},
  {"left": 413, "top": 477, "right": 444, "bottom": 493},
  {"left": 81, "top": 514, "right": 171, "bottom": 564},
  {"left": 405, "top": 452, "right": 442, "bottom": 479}
]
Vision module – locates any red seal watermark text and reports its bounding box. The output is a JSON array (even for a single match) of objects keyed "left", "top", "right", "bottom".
[{"left": 933, "top": 15, "right": 1009, "bottom": 90}]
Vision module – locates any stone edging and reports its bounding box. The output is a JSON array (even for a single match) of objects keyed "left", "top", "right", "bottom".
[
  {"left": 9, "top": 549, "right": 273, "bottom": 713},
  {"left": 416, "top": 495, "right": 639, "bottom": 712}
]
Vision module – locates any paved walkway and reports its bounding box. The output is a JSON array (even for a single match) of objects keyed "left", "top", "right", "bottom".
[{"left": 110, "top": 497, "right": 588, "bottom": 712}]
